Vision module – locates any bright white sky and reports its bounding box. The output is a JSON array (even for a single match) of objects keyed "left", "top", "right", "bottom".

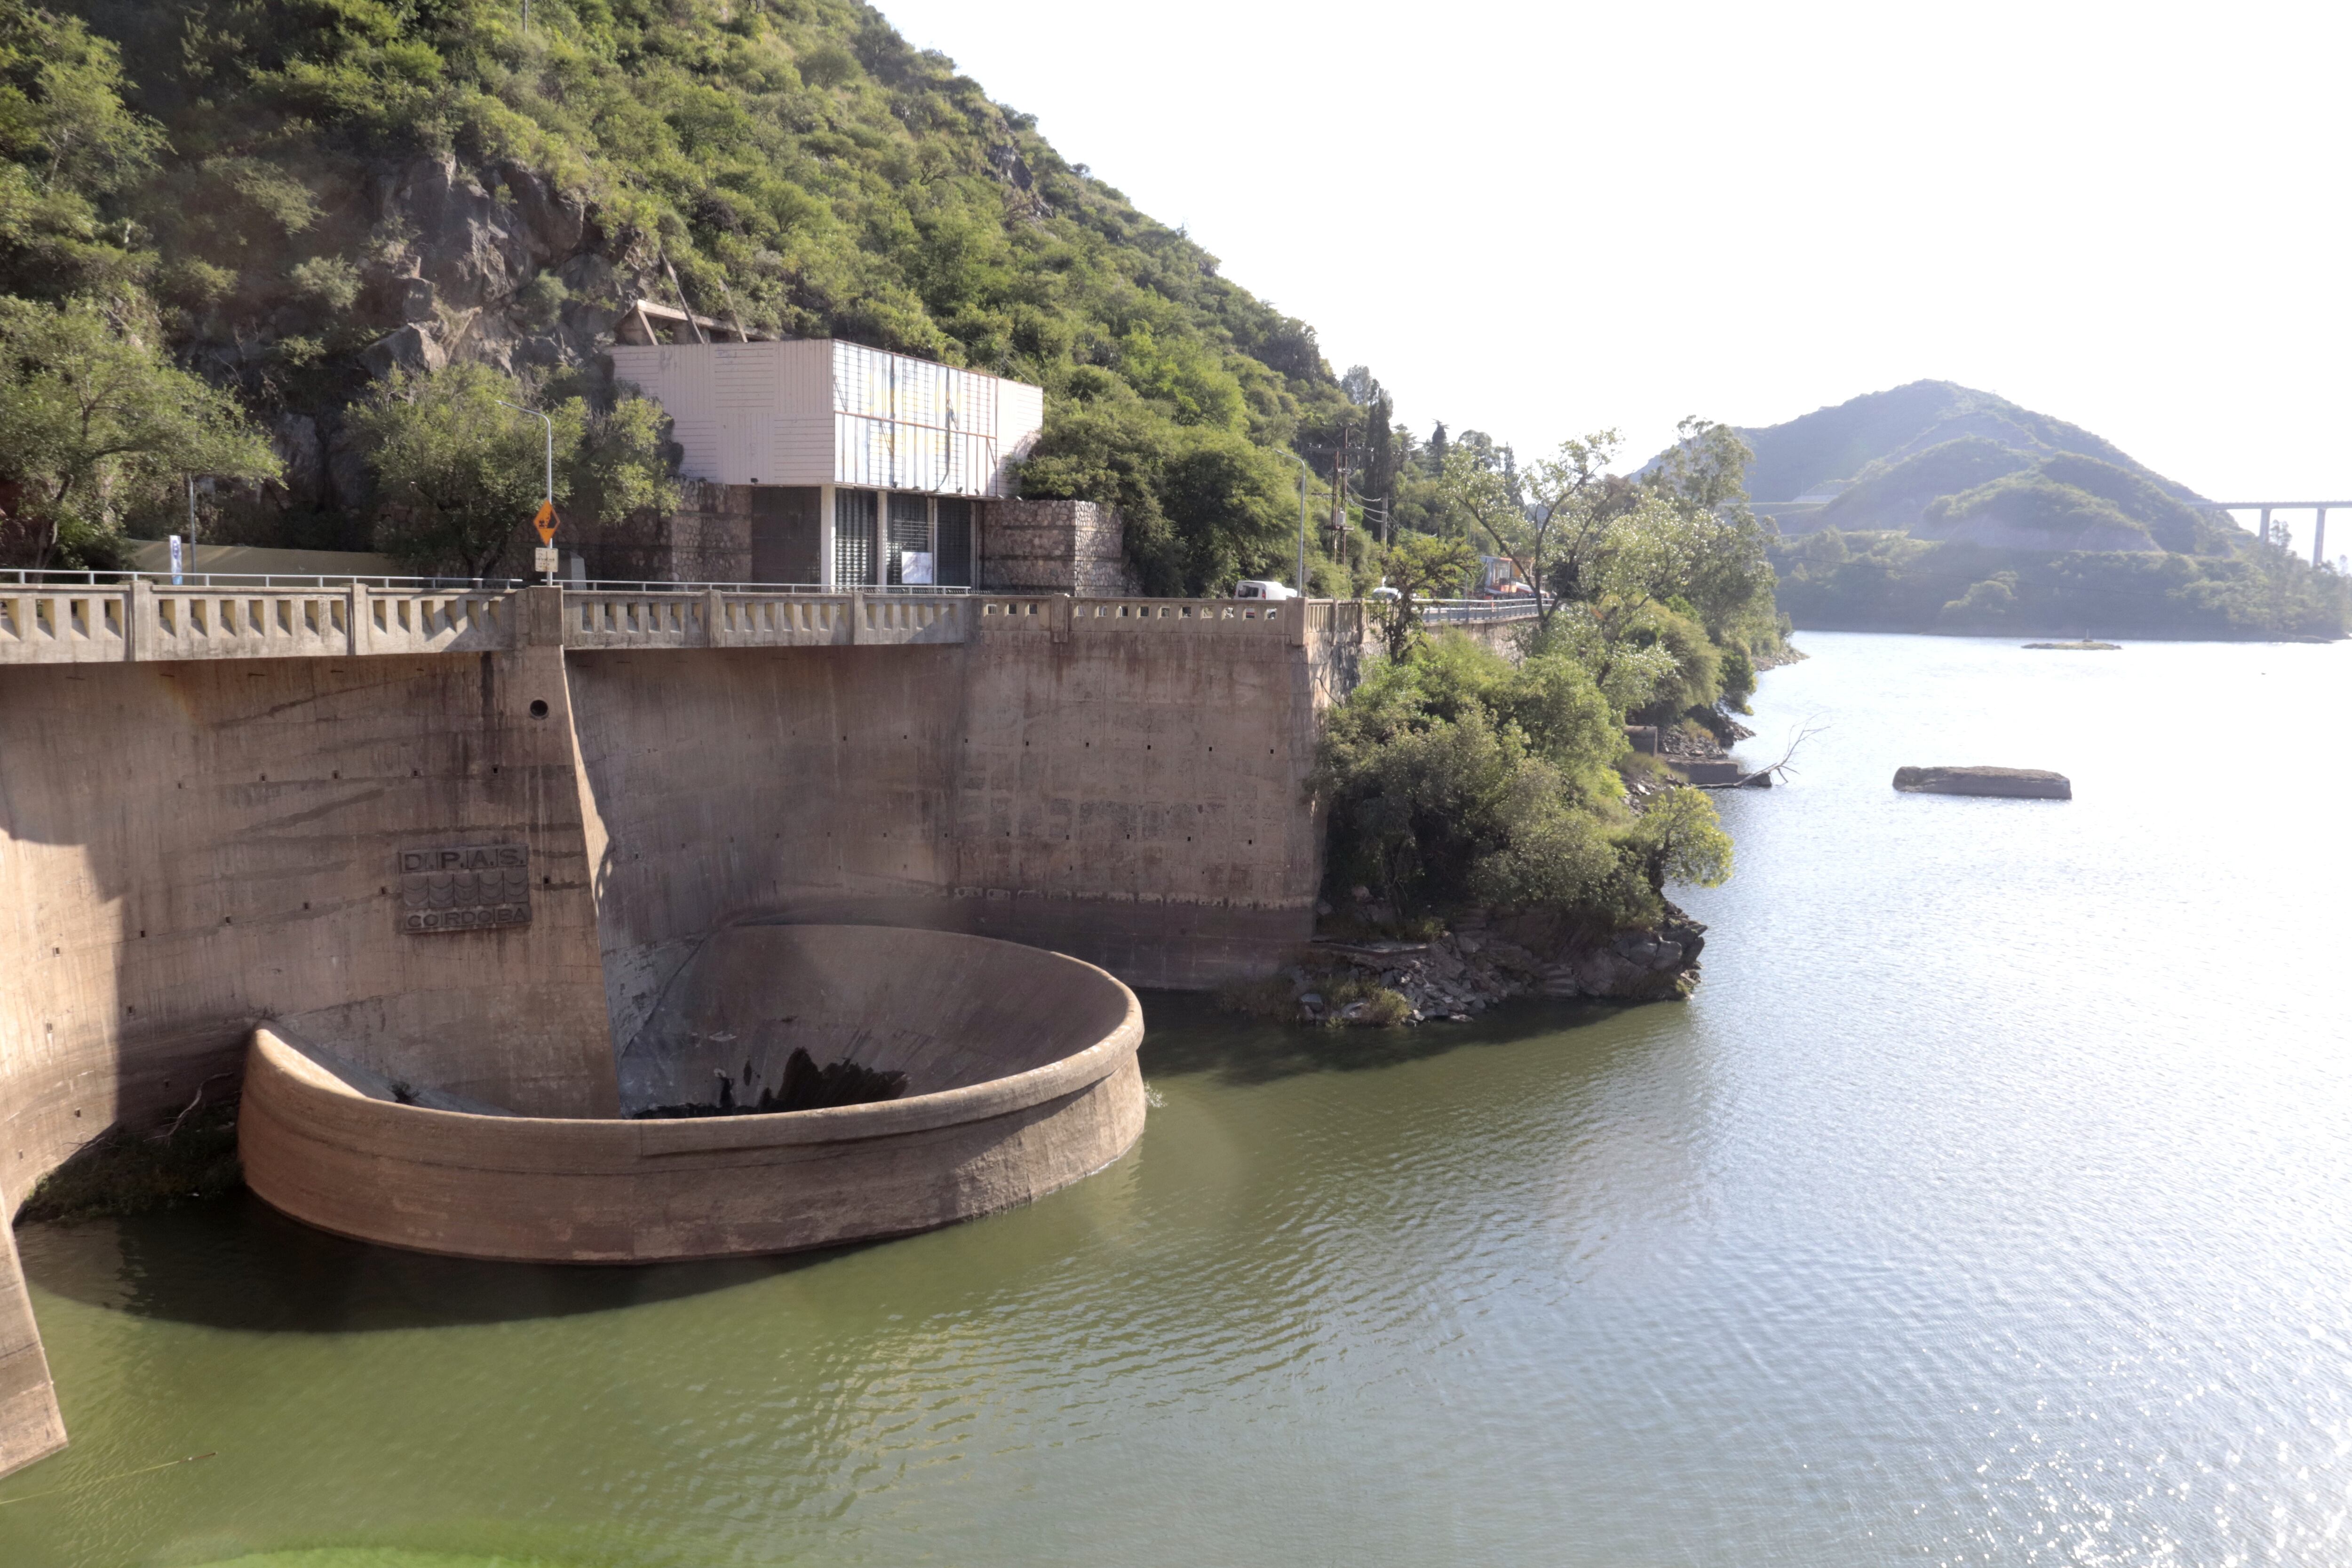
[{"left": 878, "top": 0, "right": 2350, "bottom": 551}]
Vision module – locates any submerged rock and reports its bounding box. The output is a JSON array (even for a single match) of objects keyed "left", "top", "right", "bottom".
[{"left": 1893, "top": 765, "right": 2072, "bottom": 800}]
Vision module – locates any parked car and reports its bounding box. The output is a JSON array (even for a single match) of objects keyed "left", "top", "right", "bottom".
[
  {"left": 1369, "top": 584, "right": 1403, "bottom": 601},
  {"left": 1233, "top": 579, "right": 1300, "bottom": 600}
]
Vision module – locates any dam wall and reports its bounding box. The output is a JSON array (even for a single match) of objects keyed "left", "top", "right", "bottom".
[
  {"left": 0, "top": 581, "right": 1364, "bottom": 1477},
  {"left": 0, "top": 606, "right": 619, "bottom": 1475},
  {"left": 574, "top": 597, "right": 1343, "bottom": 1044}
]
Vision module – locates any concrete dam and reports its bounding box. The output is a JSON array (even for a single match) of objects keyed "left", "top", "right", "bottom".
[{"left": 0, "top": 579, "right": 1366, "bottom": 1478}]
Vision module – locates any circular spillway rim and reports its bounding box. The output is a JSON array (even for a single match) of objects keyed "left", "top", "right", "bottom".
[
  {"left": 253, "top": 929, "right": 1144, "bottom": 1154},
  {"left": 239, "top": 927, "right": 1150, "bottom": 1264}
]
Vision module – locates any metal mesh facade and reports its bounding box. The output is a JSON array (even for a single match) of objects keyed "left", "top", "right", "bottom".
[{"left": 834, "top": 488, "right": 877, "bottom": 587}]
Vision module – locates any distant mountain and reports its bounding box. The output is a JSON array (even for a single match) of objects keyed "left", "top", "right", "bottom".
[
  {"left": 1736, "top": 382, "right": 2346, "bottom": 638},
  {"left": 1740, "top": 382, "right": 2235, "bottom": 555}
]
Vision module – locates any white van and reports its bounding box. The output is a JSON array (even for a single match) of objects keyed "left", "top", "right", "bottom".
[{"left": 1233, "top": 579, "right": 1300, "bottom": 600}]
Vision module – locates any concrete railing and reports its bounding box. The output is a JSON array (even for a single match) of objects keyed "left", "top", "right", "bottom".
[
  {"left": 0, "top": 581, "right": 514, "bottom": 664},
  {"left": 978, "top": 595, "right": 1314, "bottom": 646},
  {"left": 567, "top": 590, "right": 969, "bottom": 651},
  {"left": 0, "top": 584, "right": 1363, "bottom": 665}
]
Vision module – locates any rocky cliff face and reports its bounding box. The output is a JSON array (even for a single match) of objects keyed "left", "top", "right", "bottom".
[{"left": 213, "top": 154, "right": 640, "bottom": 541}]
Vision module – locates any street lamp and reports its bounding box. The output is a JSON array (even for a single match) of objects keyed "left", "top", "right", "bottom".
[
  {"left": 1271, "top": 448, "right": 1312, "bottom": 596},
  {"left": 495, "top": 398, "right": 557, "bottom": 583}
]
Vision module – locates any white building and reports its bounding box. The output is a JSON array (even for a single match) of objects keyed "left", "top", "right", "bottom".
[{"left": 609, "top": 338, "right": 1045, "bottom": 589}]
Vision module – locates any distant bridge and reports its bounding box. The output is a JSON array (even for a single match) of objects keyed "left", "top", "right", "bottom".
[{"left": 2196, "top": 502, "right": 2349, "bottom": 567}]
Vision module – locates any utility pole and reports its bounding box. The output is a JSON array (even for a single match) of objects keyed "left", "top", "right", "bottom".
[
  {"left": 1328, "top": 425, "right": 1351, "bottom": 572},
  {"left": 1298, "top": 466, "right": 1309, "bottom": 594}
]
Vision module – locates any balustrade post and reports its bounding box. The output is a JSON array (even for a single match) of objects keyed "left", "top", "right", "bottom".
[{"left": 125, "top": 580, "right": 151, "bottom": 661}]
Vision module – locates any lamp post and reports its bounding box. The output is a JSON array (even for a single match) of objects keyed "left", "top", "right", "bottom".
[
  {"left": 1271, "top": 448, "right": 1312, "bottom": 597},
  {"left": 496, "top": 398, "right": 557, "bottom": 583}
]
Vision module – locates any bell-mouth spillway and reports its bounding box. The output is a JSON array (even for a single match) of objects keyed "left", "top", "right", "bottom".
[{"left": 237, "top": 925, "right": 1148, "bottom": 1263}]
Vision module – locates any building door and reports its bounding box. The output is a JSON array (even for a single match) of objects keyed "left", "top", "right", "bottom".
[
  {"left": 834, "top": 489, "right": 878, "bottom": 587},
  {"left": 885, "top": 493, "right": 931, "bottom": 585},
  {"left": 749, "top": 487, "right": 821, "bottom": 585},
  {"left": 935, "top": 498, "right": 973, "bottom": 587}
]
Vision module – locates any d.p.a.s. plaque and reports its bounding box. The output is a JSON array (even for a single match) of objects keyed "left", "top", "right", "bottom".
[{"left": 397, "top": 844, "right": 531, "bottom": 934}]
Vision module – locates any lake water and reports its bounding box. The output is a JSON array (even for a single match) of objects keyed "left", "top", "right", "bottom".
[{"left": 7, "top": 631, "right": 2352, "bottom": 1568}]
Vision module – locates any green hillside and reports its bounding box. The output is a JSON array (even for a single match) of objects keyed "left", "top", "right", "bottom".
[
  {"left": 1737, "top": 381, "right": 2345, "bottom": 638},
  {"left": 1744, "top": 381, "right": 2187, "bottom": 515},
  {"left": 1771, "top": 530, "right": 2345, "bottom": 640},
  {"left": 9, "top": 0, "right": 1360, "bottom": 589}
]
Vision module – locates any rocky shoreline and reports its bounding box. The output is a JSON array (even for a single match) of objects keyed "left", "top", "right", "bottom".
[
  {"left": 1278, "top": 903, "right": 1708, "bottom": 1027},
  {"left": 1268, "top": 687, "right": 1763, "bottom": 1030}
]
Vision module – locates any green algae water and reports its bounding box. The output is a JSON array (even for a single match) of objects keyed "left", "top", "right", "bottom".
[{"left": 8, "top": 631, "right": 2352, "bottom": 1568}]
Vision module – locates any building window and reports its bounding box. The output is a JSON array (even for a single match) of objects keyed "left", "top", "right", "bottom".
[
  {"left": 936, "top": 498, "right": 973, "bottom": 587},
  {"left": 885, "top": 493, "right": 931, "bottom": 585},
  {"left": 835, "top": 488, "right": 878, "bottom": 586},
  {"left": 750, "top": 487, "right": 822, "bottom": 586}
]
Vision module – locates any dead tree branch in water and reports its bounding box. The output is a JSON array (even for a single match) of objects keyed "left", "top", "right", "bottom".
[{"left": 1694, "top": 721, "right": 1826, "bottom": 790}]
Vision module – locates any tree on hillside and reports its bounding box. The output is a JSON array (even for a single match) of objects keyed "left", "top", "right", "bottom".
[
  {"left": 1463, "top": 429, "right": 1633, "bottom": 642},
  {"left": 1435, "top": 442, "right": 1520, "bottom": 558},
  {"left": 0, "top": 1, "right": 163, "bottom": 302},
  {"left": 1337, "top": 365, "right": 1402, "bottom": 544},
  {"left": 565, "top": 384, "right": 679, "bottom": 536},
  {"left": 353, "top": 365, "right": 586, "bottom": 578},
  {"left": 1640, "top": 417, "right": 1777, "bottom": 645},
  {"left": 1370, "top": 533, "right": 1479, "bottom": 661},
  {"left": 0, "top": 296, "right": 278, "bottom": 567},
  {"left": 354, "top": 364, "right": 678, "bottom": 578},
  {"left": 1018, "top": 391, "right": 1293, "bottom": 595}
]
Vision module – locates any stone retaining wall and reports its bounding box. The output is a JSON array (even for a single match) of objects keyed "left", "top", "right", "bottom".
[
  {"left": 574, "top": 481, "right": 753, "bottom": 583},
  {"left": 979, "top": 499, "right": 1138, "bottom": 597}
]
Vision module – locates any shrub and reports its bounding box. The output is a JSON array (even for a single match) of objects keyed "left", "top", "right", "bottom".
[{"left": 1314, "top": 632, "right": 1726, "bottom": 932}]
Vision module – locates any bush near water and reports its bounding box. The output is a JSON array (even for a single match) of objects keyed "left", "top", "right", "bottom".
[{"left": 1311, "top": 422, "right": 1772, "bottom": 972}]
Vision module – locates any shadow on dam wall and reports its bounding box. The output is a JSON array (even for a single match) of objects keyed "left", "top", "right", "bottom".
[{"left": 0, "top": 590, "right": 1360, "bottom": 1476}]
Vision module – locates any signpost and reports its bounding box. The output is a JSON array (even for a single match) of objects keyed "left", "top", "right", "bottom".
[
  {"left": 497, "top": 398, "right": 561, "bottom": 584},
  {"left": 531, "top": 499, "right": 559, "bottom": 580}
]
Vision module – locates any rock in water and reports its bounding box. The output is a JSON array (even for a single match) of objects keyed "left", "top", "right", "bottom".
[{"left": 1892, "top": 765, "right": 2071, "bottom": 800}]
